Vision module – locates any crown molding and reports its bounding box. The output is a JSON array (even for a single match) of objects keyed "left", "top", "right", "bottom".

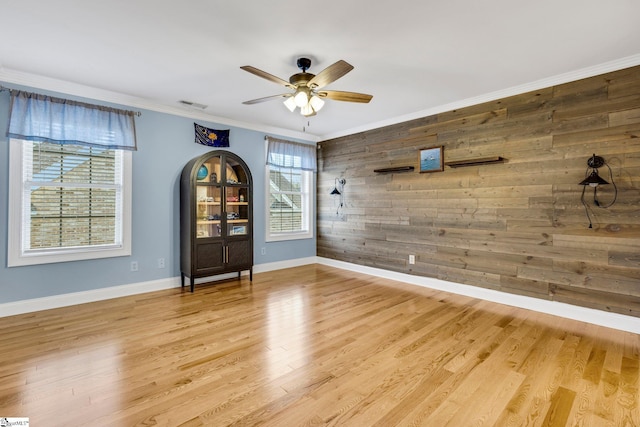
[
  {"left": 321, "top": 53, "right": 640, "bottom": 140},
  {"left": 3, "top": 54, "right": 640, "bottom": 143},
  {"left": 0, "top": 68, "right": 319, "bottom": 143}
]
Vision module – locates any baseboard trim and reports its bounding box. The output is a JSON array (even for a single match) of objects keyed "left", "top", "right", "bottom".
[
  {"left": 0, "top": 257, "right": 318, "bottom": 318},
  {"left": 253, "top": 256, "right": 317, "bottom": 274},
  {"left": 0, "top": 277, "right": 181, "bottom": 318},
  {"left": 4, "top": 256, "right": 638, "bottom": 334},
  {"left": 316, "top": 257, "right": 640, "bottom": 334}
]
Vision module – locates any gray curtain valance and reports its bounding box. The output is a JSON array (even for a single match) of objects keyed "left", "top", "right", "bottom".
[
  {"left": 266, "top": 136, "right": 316, "bottom": 171},
  {"left": 7, "top": 90, "right": 138, "bottom": 151}
]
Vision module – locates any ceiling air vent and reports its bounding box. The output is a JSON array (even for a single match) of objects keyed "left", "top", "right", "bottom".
[{"left": 179, "top": 100, "right": 208, "bottom": 110}]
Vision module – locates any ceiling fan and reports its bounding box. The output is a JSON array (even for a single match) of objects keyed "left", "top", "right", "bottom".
[{"left": 240, "top": 57, "right": 373, "bottom": 117}]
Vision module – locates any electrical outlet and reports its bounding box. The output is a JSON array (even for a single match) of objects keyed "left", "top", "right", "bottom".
[
  {"left": 261, "top": 247, "right": 266, "bottom": 255},
  {"left": 157, "top": 258, "right": 165, "bottom": 268},
  {"left": 131, "top": 261, "right": 138, "bottom": 271},
  {"left": 409, "top": 255, "right": 415, "bottom": 265}
]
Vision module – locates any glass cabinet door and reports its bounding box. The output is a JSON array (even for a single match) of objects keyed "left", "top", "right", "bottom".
[
  {"left": 224, "top": 156, "right": 250, "bottom": 237},
  {"left": 225, "top": 186, "right": 249, "bottom": 236},
  {"left": 195, "top": 155, "right": 223, "bottom": 239},
  {"left": 196, "top": 186, "right": 221, "bottom": 238}
]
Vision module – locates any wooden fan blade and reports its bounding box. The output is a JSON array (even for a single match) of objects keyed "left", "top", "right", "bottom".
[
  {"left": 318, "top": 90, "right": 373, "bottom": 103},
  {"left": 242, "top": 94, "right": 291, "bottom": 105},
  {"left": 307, "top": 60, "right": 354, "bottom": 89},
  {"left": 240, "top": 66, "right": 295, "bottom": 89}
]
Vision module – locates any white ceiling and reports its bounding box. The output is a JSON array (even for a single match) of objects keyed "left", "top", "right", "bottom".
[{"left": 1, "top": 0, "right": 640, "bottom": 141}]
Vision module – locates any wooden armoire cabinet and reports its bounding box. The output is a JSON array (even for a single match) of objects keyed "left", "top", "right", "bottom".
[{"left": 180, "top": 150, "right": 253, "bottom": 292}]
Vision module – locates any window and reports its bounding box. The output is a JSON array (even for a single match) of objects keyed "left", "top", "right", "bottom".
[
  {"left": 267, "top": 165, "right": 312, "bottom": 240},
  {"left": 6, "top": 90, "right": 135, "bottom": 266},
  {"left": 8, "top": 140, "right": 132, "bottom": 266},
  {"left": 265, "top": 137, "right": 316, "bottom": 242}
]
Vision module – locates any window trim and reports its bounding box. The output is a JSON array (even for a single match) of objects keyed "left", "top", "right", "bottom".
[
  {"left": 7, "top": 139, "right": 132, "bottom": 267},
  {"left": 265, "top": 164, "right": 314, "bottom": 242}
]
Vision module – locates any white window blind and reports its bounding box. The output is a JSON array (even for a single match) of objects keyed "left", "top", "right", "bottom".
[
  {"left": 23, "top": 141, "right": 123, "bottom": 251},
  {"left": 269, "top": 167, "right": 307, "bottom": 234}
]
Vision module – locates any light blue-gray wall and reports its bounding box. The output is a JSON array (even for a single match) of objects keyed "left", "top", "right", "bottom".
[{"left": 0, "top": 84, "right": 316, "bottom": 304}]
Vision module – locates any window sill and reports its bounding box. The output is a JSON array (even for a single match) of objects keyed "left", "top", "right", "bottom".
[
  {"left": 8, "top": 245, "right": 131, "bottom": 267},
  {"left": 266, "top": 231, "right": 313, "bottom": 243}
]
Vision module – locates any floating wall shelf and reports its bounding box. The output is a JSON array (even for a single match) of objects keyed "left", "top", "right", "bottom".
[
  {"left": 445, "top": 156, "right": 506, "bottom": 168},
  {"left": 373, "top": 166, "right": 415, "bottom": 173}
]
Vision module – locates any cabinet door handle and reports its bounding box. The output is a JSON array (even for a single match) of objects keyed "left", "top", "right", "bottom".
[{"left": 225, "top": 246, "right": 229, "bottom": 263}]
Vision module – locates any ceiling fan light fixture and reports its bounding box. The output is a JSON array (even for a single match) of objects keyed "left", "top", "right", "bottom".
[
  {"left": 283, "top": 96, "right": 296, "bottom": 112},
  {"left": 309, "top": 95, "right": 325, "bottom": 112},
  {"left": 241, "top": 58, "right": 372, "bottom": 119},
  {"left": 300, "top": 103, "right": 315, "bottom": 116},
  {"left": 294, "top": 89, "right": 309, "bottom": 107}
]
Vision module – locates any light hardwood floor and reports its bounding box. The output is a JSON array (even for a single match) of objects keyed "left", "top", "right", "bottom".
[{"left": 1, "top": 264, "right": 638, "bottom": 426}]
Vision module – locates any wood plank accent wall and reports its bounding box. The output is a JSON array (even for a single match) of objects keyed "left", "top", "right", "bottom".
[{"left": 317, "top": 65, "right": 640, "bottom": 317}]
